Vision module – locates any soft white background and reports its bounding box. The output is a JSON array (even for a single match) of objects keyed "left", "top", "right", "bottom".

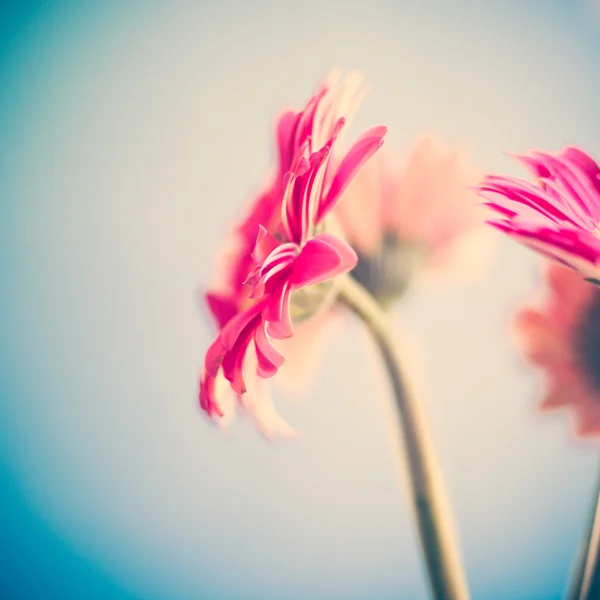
[{"left": 1, "top": 1, "right": 600, "bottom": 598}]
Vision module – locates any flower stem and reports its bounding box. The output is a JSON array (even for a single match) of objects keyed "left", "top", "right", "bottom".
[
  {"left": 567, "top": 465, "right": 600, "bottom": 600},
  {"left": 338, "top": 274, "right": 470, "bottom": 600}
]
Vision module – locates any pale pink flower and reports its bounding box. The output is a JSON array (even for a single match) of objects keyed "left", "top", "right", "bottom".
[
  {"left": 199, "top": 72, "right": 387, "bottom": 436},
  {"left": 515, "top": 262, "right": 600, "bottom": 438},
  {"left": 335, "top": 134, "right": 486, "bottom": 304},
  {"left": 476, "top": 146, "right": 600, "bottom": 281}
]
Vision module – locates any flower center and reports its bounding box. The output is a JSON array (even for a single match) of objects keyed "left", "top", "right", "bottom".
[
  {"left": 350, "top": 234, "right": 427, "bottom": 307},
  {"left": 576, "top": 288, "right": 600, "bottom": 392}
]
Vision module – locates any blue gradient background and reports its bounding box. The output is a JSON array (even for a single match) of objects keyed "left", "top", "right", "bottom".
[{"left": 2, "top": 1, "right": 600, "bottom": 598}]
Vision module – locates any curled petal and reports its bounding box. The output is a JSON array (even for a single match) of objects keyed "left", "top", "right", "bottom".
[
  {"left": 254, "top": 321, "right": 286, "bottom": 378},
  {"left": 252, "top": 225, "right": 280, "bottom": 264},
  {"left": 204, "top": 335, "right": 226, "bottom": 377},
  {"left": 264, "top": 283, "right": 294, "bottom": 339},
  {"left": 290, "top": 233, "right": 358, "bottom": 289},
  {"left": 221, "top": 303, "right": 264, "bottom": 351},
  {"left": 217, "top": 307, "right": 264, "bottom": 394},
  {"left": 221, "top": 327, "right": 254, "bottom": 395}
]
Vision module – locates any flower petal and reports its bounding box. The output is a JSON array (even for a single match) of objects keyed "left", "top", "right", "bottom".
[
  {"left": 221, "top": 302, "right": 263, "bottom": 351},
  {"left": 290, "top": 233, "right": 358, "bottom": 289},
  {"left": 490, "top": 222, "right": 600, "bottom": 278},
  {"left": 264, "top": 282, "right": 294, "bottom": 339},
  {"left": 276, "top": 109, "right": 300, "bottom": 173},
  {"left": 254, "top": 321, "right": 285, "bottom": 378},
  {"left": 205, "top": 293, "right": 238, "bottom": 328},
  {"left": 221, "top": 327, "right": 254, "bottom": 395},
  {"left": 318, "top": 125, "right": 387, "bottom": 222},
  {"left": 539, "top": 387, "right": 572, "bottom": 410},
  {"left": 206, "top": 343, "right": 227, "bottom": 382},
  {"left": 199, "top": 369, "right": 225, "bottom": 418},
  {"left": 514, "top": 308, "right": 572, "bottom": 364},
  {"left": 252, "top": 225, "right": 280, "bottom": 264}
]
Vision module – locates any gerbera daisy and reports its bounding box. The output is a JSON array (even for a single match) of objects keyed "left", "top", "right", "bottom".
[
  {"left": 199, "top": 71, "right": 387, "bottom": 436},
  {"left": 477, "top": 145, "right": 600, "bottom": 281},
  {"left": 336, "top": 134, "right": 486, "bottom": 305},
  {"left": 515, "top": 261, "right": 600, "bottom": 438}
]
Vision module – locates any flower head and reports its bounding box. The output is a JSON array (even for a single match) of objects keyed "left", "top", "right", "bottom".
[
  {"left": 335, "top": 134, "right": 486, "bottom": 305},
  {"left": 476, "top": 146, "right": 600, "bottom": 280},
  {"left": 199, "top": 72, "right": 387, "bottom": 436},
  {"left": 516, "top": 262, "right": 600, "bottom": 439}
]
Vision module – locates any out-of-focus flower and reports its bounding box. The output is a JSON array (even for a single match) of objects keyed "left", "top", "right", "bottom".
[
  {"left": 335, "top": 134, "right": 486, "bottom": 306},
  {"left": 476, "top": 146, "right": 600, "bottom": 280},
  {"left": 516, "top": 262, "right": 600, "bottom": 438},
  {"left": 199, "top": 71, "right": 387, "bottom": 436}
]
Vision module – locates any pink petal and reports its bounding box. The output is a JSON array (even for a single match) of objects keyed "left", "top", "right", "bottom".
[
  {"left": 333, "top": 148, "right": 389, "bottom": 255},
  {"left": 478, "top": 176, "right": 579, "bottom": 226},
  {"left": 290, "top": 233, "right": 358, "bottom": 289},
  {"left": 254, "top": 321, "right": 285, "bottom": 378},
  {"left": 481, "top": 201, "right": 519, "bottom": 218},
  {"left": 199, "top": 370, "right": 225, "bottom": 418},
  {"left": 546, "top": 262, "right": 595, "bottom": 314},
  {"left": 204, "top": 335, "right": 226, "bottom": 377},
  {"left": 281, "top": 154, "right": 311, "bottom": 242},
  {"left": 501, "top": 222, "right": 600, "bottom": 265},
  {"left": 276, "top": 110, "right": 300, "bottom": 173},
  {"left": 539, "top": 387, "right": 574, "bottom": 410},
  {"left": 221, "top": 302, "right": 264, "bottom": 351},
  {"left": 264, "top": 283, "right": 293, "bottom": 339},
  {"left": 221, "top": 322, "right": 255, "bottom": 395},
  {"left": 252, "top": 225, "right": 279, "bottom": 264},
  {"left": 575, "top": 408, "right": 600, "bottom": 437},
  {"left": 298, "top": 147, "right": 330, "bottom": 244},
  {"left": 514, "top": 308, "right": 571, "bottom": 364},
  {"left": 205, "top": 293, "right": 238, "bottom": 329},
  {"left": 317, "top": 125, "right": 387, "bottom": 222},
  {"left": 510, "top": 151, "right": 552, "bottom": 179},
  {"left": 293, "top": 87, "right": 328, "bottom": 150}
]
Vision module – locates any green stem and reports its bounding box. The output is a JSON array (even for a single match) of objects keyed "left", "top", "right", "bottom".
[
  {"left": 338, "top": 274, "right": 470, "bottom": 600},
  {"left": 567, "top": 467, "right": 600, "bottom": 600}
]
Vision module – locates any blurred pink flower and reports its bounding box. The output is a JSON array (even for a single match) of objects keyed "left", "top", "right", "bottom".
[
  {"left": 477, "top": 146, "right": 600, "bottom": 280},
  {"left": 515, "top": 262, "right": 600, "bottom": 439},
  {"left": 335, "top": 134, "right": 487, "bottom": 304},
  {"left": 199, "top": 72, "right": 387, "bottom": 436}
]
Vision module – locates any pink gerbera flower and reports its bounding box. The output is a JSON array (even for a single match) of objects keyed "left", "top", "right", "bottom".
[
  {"left": 476, "top": 146, "right": 600, "bottom": 280},
  {"left": 199, "top": 72, "right": 387, "bottom": 435},
  {"left": 335, "top": 134, "right": 486, "bottom": 304},
  {"left": 515, "top": 262, "right": 600, "bottom": 438}
]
